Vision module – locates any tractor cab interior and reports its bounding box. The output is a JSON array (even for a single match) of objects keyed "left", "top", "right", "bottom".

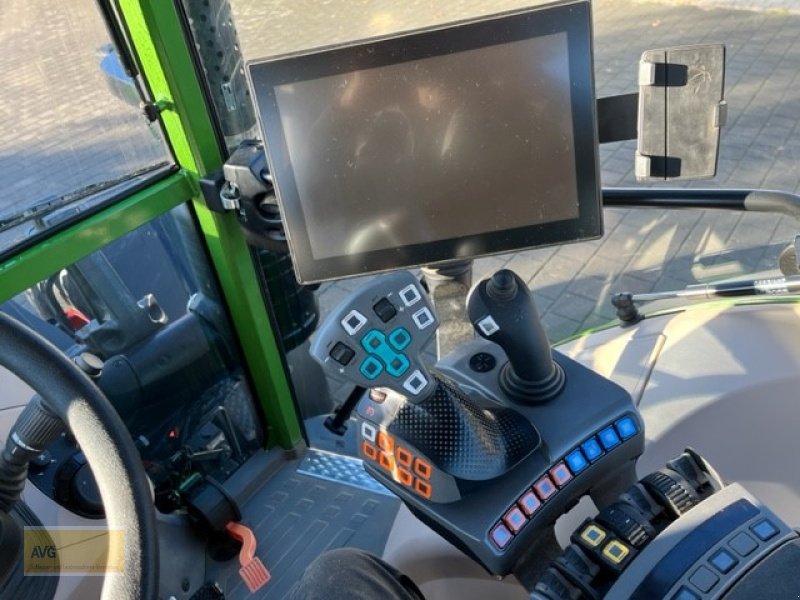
[{"left": 2, "top": 1, "right": 800, "bottom": 599}]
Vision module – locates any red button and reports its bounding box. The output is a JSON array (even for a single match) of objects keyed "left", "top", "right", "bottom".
[
  {"left": 396, "top": 447, "right": 413, "bottom": 467},
  {"left": 396, "top": 467, "right": 413, "bottom": 487},
  {"left": 549, "top": 462, "right": 573, "bottom": 487},
  {"left": 362, "top": 442, "right": 378, "bottom": 461},
  {"left": 518, "top": 491, "right": 541, "bottom": 516},
  {"left": 414, "top": 479, "right": 432, "bottom": 499},
  {"left": 503, "top": 506, "right": 528, "bottom": 533},
  {"left": 490, "top": 523, "right": 513, "bottom": 549},
  {"left": 414, "top": 458, "right": 432, "bottom": 480},
  {"left": 534, "top": 475, "right": 557, "bottom": 501}
]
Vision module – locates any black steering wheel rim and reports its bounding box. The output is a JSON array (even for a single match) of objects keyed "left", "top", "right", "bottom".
[{"left": 0, "top": 312, "right": 158, "bottom": 599}]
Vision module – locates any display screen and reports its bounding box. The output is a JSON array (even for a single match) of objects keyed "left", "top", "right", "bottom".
[{"left": 250, "top": 1, "right": 600, "bottom": 282}]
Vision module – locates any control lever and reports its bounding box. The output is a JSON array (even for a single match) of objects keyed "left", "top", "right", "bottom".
[
  {"left": 467, "top": 269, "right": 565, "bottom": 403},
  {"left": 309, "top": 270, "right": 540, "bottom": 489}
]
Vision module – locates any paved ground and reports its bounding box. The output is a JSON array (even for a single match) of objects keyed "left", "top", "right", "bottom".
[
  {"left": 0, "top": 0, "right": 169, "bottom": 249},
  {"left": 1, "top": 0, "right": 800, "bottom": 347}
]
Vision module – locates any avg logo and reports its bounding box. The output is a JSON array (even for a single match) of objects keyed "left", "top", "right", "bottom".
[{"left": 24, "top": 527, "right": 125, "bottom": 575}]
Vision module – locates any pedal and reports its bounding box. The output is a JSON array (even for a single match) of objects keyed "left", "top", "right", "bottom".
[{"left": 225, "top": 521, "right": 271, "bottom": 593}]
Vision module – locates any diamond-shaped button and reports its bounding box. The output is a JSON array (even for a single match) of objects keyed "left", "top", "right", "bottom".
[
  {"left": 582, "top": 438, "right": 604, "bottom": 462},
  {"left": 503, "top": 507, "right": 527, "bottom": 534},
  {"left": 729, "top": 532, "right": 758, "bottom": 557},
  {"left": 549, "top": 463, "right": 572, "bottom": 487},
  {"left": 490, "top": 523, "right": 513, "bottom": 550},
  {"left": 751, "top": 519, "right": 779, "bottom": 541},
  {"left": 709, "top": 549, "right": 738, "bottom": 574},
  {"left": 598, "top": 426, "right": 621, "bottom": 450},
  {"left": 534, "top": 475, "right": 557, "bottom": 501},
  {"left": 518, "top": 491, "right": 541, "bottom": 516},
  {"left": 341, "top": 310, "right": 367, "bottom": 335},
  {"left": 615, "top": 416, "right": 638, "bottom": 440},
  {"left": 388, "top": 327, "right": 411, "bottom": 351},
  {"left": 565, "top": 449, "right": 589, "bottom": 474},
  {"left": 399, "top": 284, "right": 422, "bottom": 307}
]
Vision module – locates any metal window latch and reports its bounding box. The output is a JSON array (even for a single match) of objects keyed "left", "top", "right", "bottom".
[{"left": 141, "top": 98, "right": 174, "bottom": 123}]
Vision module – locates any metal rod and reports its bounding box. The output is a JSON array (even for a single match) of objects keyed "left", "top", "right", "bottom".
[{"left": 631, "top": 275, "right": 800, "bottom": 303}]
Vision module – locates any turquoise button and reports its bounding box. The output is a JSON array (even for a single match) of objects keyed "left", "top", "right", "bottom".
[
  {"left": 388, "top": 327, "right": 411, "bottom": 351},
  {"left": 359, "top": 356, "right": 383, "bottom": 380},
  {"left": 361, "top": 329, "right": 410, "bottom": 377}
]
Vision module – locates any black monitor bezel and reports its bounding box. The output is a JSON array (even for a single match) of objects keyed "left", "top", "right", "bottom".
[{"left": 248, "top": 0, "right": 601, "bottom": 283}]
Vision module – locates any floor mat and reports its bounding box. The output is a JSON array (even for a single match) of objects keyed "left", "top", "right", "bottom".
[{"left": 206, "top": 454, "right": 401, "bottom": 599}]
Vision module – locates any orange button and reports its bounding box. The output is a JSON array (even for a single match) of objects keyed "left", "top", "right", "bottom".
[
  {"left": 414, "top": 458, "right": 432, "bottom": 480},
  {"left": 377, "top": 432, "right": 395, "bottom": 453},
  {"left": 396, "top": 447, "right": 413, "bottom": 467},
  {"left": 362, "top": 442, "right": 378, "bottom": 461},
  {"left": 414, "top": 479, "right": 432, "bottom": 499},
  {"left": 396, "top": 467, "right": 413, "bottom": 487},
  {"left": 378, "top": 451, "right": 396, "bottom": 473}
]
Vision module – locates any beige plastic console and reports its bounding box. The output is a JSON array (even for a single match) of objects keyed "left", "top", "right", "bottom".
[
  {"left": 3, "top": 302, "right": 799, "bottom": 599},
  {"left": 383, "top": 302, "right": 800, "bottom": 599}
]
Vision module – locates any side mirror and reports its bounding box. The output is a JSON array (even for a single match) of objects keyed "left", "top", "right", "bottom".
[{"left": 636, "top": 44, "right": 726, "bottom": 181}]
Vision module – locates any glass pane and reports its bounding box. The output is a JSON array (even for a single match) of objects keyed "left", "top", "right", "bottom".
[
  {"left": 221, "top": 1, "right": 800, "bottom": 448},
  {"left": 1, "top": 206, "right": 263, "bottom": 514},
  {"left": 232, "top": 0, "right": 541, "bottom": 59},
  {"left": 0, "top": 0, "right": 173, "bottom": 255}
]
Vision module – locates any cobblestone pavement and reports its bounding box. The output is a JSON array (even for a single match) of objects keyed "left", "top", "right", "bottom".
[
  {"left": 2, "top": 0, "right": 800, "bottom": 346},
  {"left": 639, "top": 0, "right": 800, "bottom": 14},
  {"left": 0, "top": 0, "right": 168, "bottom": 216}
]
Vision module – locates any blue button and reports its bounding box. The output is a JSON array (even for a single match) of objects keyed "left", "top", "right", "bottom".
[
  {"left": 671, "top": 587, "right": 700, "bottom": 600},
  {"left": 615, "top": 416, "right": 638, "bottom": 440},
  {"left": 388, "top": 327, "right": 411, "bottom": 351},
  {"left": 386, "top": 355, "right": 410, "bottom": 377},
  {"left": 503, "top": 507, "right": 527, "bottom": 533},
  {"left": 490, "top": 523, "right": 513, "bottom": 549},
  {"left": 751, "top": 519, "right": 779, "bottom": 541},
  {"left": 582, "top": 438, "right": 604, "bottom": 462},
  {"left": 598, "top": 426, "right": 621, "bottom": 450},
  {"left": 534, "top": 476, "right": 557, "bottom": 500},
  {"left": 709, "top": 549, "right": 738, "bottom": 574},
  {"left": 565, "top": 449, "right": 589, "bottom": 474},
  {"left": 359, "top": 356, "right": 384, "bottom": 380}
]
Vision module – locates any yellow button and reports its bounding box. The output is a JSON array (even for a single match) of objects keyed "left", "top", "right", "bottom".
[
  {"left": 580, "top": 524, "right": 607, "bottom": 548},
  {"left": 602, "top": 540, "right": 630, "bottom": 564}
]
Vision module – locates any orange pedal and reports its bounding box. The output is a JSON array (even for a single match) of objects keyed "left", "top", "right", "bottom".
[
  {"left": 377, "top": 432, "right": 395, "bottom": 453},
  {"left": 378, "top": 451, "right": 396, "bottom": 473},
  {"left": 396, "top": 447, "right": 413, "bottom": 467},
  {"left": 414, "top": 479, "right": 432, "bottom": 499},
  {"left": 414, "top": 458, "right": 432, "bottom": 480},
  {"left": 362, "top": 442, "right": 378, "bottom": 461},
  {"left": 396, "top": 467, "right": 413, "bottom": 486}
]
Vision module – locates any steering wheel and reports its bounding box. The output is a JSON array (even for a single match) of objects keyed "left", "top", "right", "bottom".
[{"left": 0, "top": 312, "right": 158, "bottom": 599}]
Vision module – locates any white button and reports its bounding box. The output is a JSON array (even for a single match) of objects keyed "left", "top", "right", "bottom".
[
  {"left": 412, "top": 307, "right": 434, "bottom": 330},
  {"left": 361, "top": 422, "right": 377, "bottom": 442},
  {"left": 341, "top": 310, "right": 367, "bottom": 335},
  {"left": 403, "top": 370, "right": 427, "bottom": 395},
  {"left": 399, "top": 284, "right": 421, "bottom": 307},
  {"left": 477, "top": 315, "right": 500, "bottom": 336}
]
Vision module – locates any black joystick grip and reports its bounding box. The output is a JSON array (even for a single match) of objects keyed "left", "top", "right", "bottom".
[
  {"left": 467, "top": 269, "right": 565, "bottom": 403},
  {"left": 389, "top": 376, "right": 540, "bottom": 481}
]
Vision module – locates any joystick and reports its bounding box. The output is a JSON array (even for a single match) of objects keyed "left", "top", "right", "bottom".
[
  {"left": 311, "top": 269, "right": 643, "bottom": 578},
  {"left": 467, "top": 269, "right": 565, "bottom": 402},
  {"left": 309, "top": 271, "right": 540, "bottom": 497}
]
